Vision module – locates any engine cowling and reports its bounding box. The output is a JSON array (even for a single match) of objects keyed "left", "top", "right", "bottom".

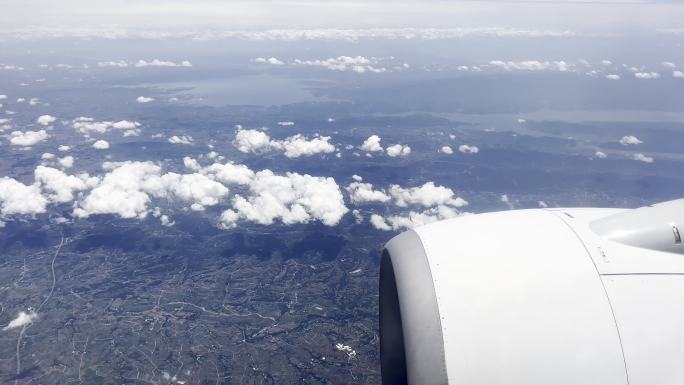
[{"left": 380, "top": 200, "right": 684, "bottom": 385}]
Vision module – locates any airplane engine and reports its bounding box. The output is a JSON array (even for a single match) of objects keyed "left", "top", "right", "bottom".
[{"left": 380, "top": 199, "right": 684, "bottom": 385}]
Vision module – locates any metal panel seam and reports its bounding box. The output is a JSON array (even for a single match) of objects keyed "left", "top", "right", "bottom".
[{"left": 550, "top": 211, "right": 631, "bottom": 385}]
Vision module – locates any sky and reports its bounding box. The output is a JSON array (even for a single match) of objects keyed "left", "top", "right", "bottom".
[{"left": 1, "top": 0, "right": 684, "bottom": 37}]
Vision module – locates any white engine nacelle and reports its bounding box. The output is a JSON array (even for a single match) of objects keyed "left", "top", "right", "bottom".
[{"left": 380, "top": 199, "right": 684, "bottom": 385}]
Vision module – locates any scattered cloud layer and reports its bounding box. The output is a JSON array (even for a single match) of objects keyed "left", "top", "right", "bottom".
[
  {"left": 0, "top": 27, "right": 582, "bottom": 43},
  {"left": 98, "top": 59, "right": 192, "bottom": 68}
]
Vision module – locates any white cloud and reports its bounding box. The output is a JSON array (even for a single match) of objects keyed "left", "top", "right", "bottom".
[
  {"left": 136, "top": 96, "right": 155, "bottom": 103},
  {"left": 255, "top": 57, "right": 284, "bottom": 65},
  {"left": 92, "top": 139, "right": 110, "bottom": 149},
  {"left": 277, "top": 121, "right": 294, "bottom": 126},
  {"left": 386, "top": 144, "right": 411, "bottom": 157},
  {"left": 346, "top": 180, "right": 391, "bottom": 204},
  {"left": 439, "top": 146, "right": 454, "bottom": 154},
  {"left": 352, "top": 209, "right": 363, "bottom": 223},
  {"left": 274, "top": 134, "right": 336, "bottom": 158},
  {"left": 601, "top": 60, "right": 612, "bottom": 66},
  {"left": 34, "top": 166, "right": 89, "bottom": 203},
  {"left": 98, "top": 60, "right": 128, "bottom": 67},
  {"left": 2, "top": 310, "right": 38, "bottom": 331},
  {"left": 370, "top": 205, "right": 462, "bottom": 231},
  {"left": 674, "top": 71, "right": 684, "bottom": 78},
  {"left": 458, "top": 144, "right": 479, "bottom": 154},
  {"left": 0, "top": 94, "right": 7, "bottom": 100},
  {"left": 605, "top": 74, "right": 620, "bottom": 80},
  {"left": 360, "top": 135, "right": 383, "bottom": 152},
  {"left": 634, "top": 72, "right": 660, "bottom": 79},
  {"left": 488, "top": 60, "right": 571, "bottom": 72},
  {"left": 662, "top": 61, "right": 676, "bottom": 68},
  {"left": 233, "top": 129, "right": 272, "bottom": 153},
  {"left": 389, "top": 182, "right": 467, "bottom": 208},
  {"left": 135, "top": 59, "right": 192, "bottom": 67},
  {"left": 619, "top": 135, "right": 642, "bottom": 145},
  {"left": 220, "top": 170, "right": 348, "bottom": 227},
  {"left": 72, "top": 161, "right": 233, "bottom": 219},
  {"left": 595, "top": 151, "right": 607, "bottom": 159},
  {"left": 233, "top": 129, "right": 335, "bottom": 157},
  {"left": 0, "top": 177, "right": 47, "bottom": 216},
  {"left": 72, "top": 117, "right": 141, "bottom": 135},
  {"left": 36, "top": 114, "right": 56, "bottom": 126},
  {"left": 58, "top": 145, "right": 70, "bottom": 152},
  {"left": 632, "top": 153, "right": 654, "bottom": 163},
  {"left": 168, "top": 135, "right": 193, "bottom": 144},
  {"left": 9, "top": 130, "right": 49, "bottom": 146},
  {"left": 159, "top": 172, "right": 229, "bottom": 210},
  {"left": 294, "top": 56, "right": 387, "bottom": 73},
  {"left": 58, "top": 156, "right": 74, "bottom": 168},
  {"left": 370, "top": 214, "right": 392, "bottom": 231},
  {"left": 197, "top": 161, "right": 255, "bottom": 185}
]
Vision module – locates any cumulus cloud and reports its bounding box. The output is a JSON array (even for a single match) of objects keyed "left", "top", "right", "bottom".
[
  {"left": 97, "top": 60, "right": 128, "bottom": 67},
  {"left": 360, "top": 135, "right": 383, "bottom": 152},
  {"left": 168, "top": 135, "right": 193, "bottom": 144},
  {"left": 489, "top": 60, "right": 571, "bottom": 72},
  {"left": 294, "top": 56, "right": 387, "bottom": 73},
  {"left": 136, "top": 96, "right": 155, "bottom": 103},
  {"left": 0, "top": 177, "right": 48, "bottom": 216},
  {"left": 233, "top": 129, "right": 336, "bottom": 158},
  {"left": 388, "top": 182, "right": 467, "bottom": 209},
  {"left": 58, "top": 145, "right": 70, "bottom": 152},
  {"left": 277, "top": 121, "right": 294, "bottom": 126},
  {"left": 58, "top": 156, "right": 74, "bottom": 168},
  {"left": 634, "top": 72, "right": 660, "bottom": 79},
  {"left": 255, "top": 57, "right": 284, "bottom": 65},
  {"left": 195, "top": 160, "right": 255, "bottom": 185},
  {"left": 674, "top": 71, "right": 684, "bottom": 78},
  {"left": 135, "top": 59, "right": 192, "bottom": 67},
  {"left": 346, "top": 178, "right": 391, "bottom": 204},
  {"left": 159, "top": 172, "right": 229, "bottom": 210},
  {"left": 605, "top": 74, "right": 620, "bottom": 80},
  {"left": 72, "top": 117, "right": 141, "bottom": 135},
  {"left": 440, "top": 146, "right": 454, "bottom": 154},
  {"left": 92, "top": 139, "right": 110, "bottom": 149},
  {"left": 370, "top": 205, "right": 462, "bottom": 231},
  {"left": 36, "top": 114, "right": 56, "bottom": 126},
  {"left": 233, "top": 129, "right": 272, "bottom": 153},
  {"left": 619, "top": 135, "right": 642, "bottom": 145},
  {"left": 34, "top": 166, "right": 89, "bottom": 203},
  {"left": 9, "top": 130, "right": 49, "bottom": 146},
  {"left": 595, "top": 151, "right": 607, "bottom": 159},
  {"left": 633, "top": 153, "right": 654, "bottom": 163},
  {"left": 2, "top": 310, "right": 38, "bottom": 331},
  {"left": 386, "top": 144, "right": 411, "bottom": 157},
  {"left": 662, "top": 61, "right": 676, "bottom": 68},
  {"left": 274, "top": 134, "right": 336, "bottom": 158},
  {"left": 220, "top": 170, "right": 348, "bottom": 227},
  {"left": 458, "top": 144, "right": 479, "bottom": 154}
]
